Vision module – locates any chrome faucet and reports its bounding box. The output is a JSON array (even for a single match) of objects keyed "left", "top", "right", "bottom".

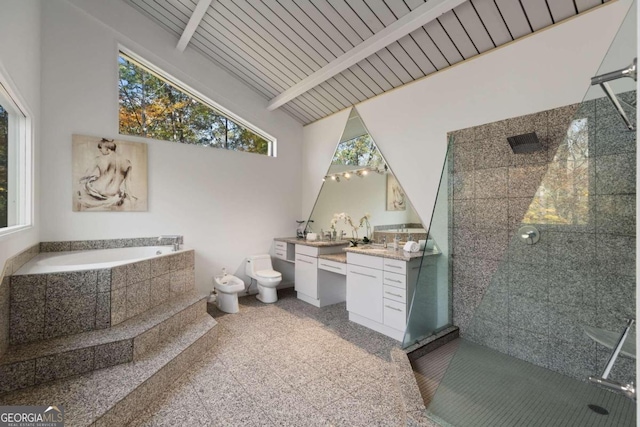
[{"left": 158, "top": 235, "right": 182, "bottom": 251}]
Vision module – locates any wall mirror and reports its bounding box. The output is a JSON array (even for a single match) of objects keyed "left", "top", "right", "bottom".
[{"left": 307, "top": 108, "right": 424, "bottom": 244}]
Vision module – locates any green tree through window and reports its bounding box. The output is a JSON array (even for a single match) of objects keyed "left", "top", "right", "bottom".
[
  {"left": 118, "top": 54, "right": 272, "bottom": 155},
  {"left": 332, "top": 134, "right": 383, "bottom": 169}
]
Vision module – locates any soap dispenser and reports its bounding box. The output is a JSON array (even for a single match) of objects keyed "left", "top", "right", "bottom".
[{"left": 393, "top": 234, "right": 400, "bottom": 251}]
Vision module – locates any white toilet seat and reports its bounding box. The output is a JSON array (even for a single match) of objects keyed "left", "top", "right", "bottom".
[{"left": 256, "top": 269, "right": 281, "bottom": 280}]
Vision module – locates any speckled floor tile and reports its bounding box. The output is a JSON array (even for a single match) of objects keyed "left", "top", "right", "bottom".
[
  {"left": 129, "top": 378, "right": 212, "bottom": 427},
  {"left": 295, "top": 375, "right": 350, "bottom": 410},
  {"left": 169, "top": 289, "right": 406, "bottom": 427}
]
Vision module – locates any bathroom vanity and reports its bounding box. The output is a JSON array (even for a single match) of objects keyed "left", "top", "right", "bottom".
[
  {"left": 344, "top": 247, "right": 425, "bottom": 341},
  {"left": 274, "top": 237, "right": 439, "bottom": 341},
  {"left": 273, "top": 238, "right": 349, "bottom": 307}
]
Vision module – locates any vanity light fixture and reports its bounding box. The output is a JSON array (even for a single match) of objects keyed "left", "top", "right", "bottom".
[{"left": 323, "top": 166, "right": 384, "bottom": 183}]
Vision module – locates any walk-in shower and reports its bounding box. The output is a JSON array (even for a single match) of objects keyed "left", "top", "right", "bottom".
[{"left": 404, "top": 1, "right": 637, "bottom": 425}]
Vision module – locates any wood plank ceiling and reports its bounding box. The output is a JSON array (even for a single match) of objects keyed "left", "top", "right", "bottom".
[{"left": 126, "top": 0, "right": 610, "bottom": 124}]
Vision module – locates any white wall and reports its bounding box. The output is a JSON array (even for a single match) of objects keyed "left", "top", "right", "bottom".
[
  {"left": 40, "top": 0, "right": 303, "bottom": 292},
  {"left": 301, "top": 0, "right": 633, "bottom": 230},
  {"left": 0, "top": 0, "right": 41, "bottom": 268}
]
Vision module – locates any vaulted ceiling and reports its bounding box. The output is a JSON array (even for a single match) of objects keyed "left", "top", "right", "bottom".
[{"left": 126, "top": 0, "right": 610, "bottom": 124}]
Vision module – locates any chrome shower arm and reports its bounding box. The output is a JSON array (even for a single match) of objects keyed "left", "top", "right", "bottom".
[
  {"left": 590, "top": 58, "right": 637, "bottom": 131},
  {"left": 591, "top": 58, "right": 637, "bottom": 85}
]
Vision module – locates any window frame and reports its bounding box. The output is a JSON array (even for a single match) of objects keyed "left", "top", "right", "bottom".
[
  {"left": 0, "top": 61, "right": 34, "bottom": 239},
  {"left": 117, "top": 46, "right": 277, "bottom": 157}
]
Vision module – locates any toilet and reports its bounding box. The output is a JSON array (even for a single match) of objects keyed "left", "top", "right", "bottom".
[
  {"left": 213, "top": 274, "right": 245, "bottom": 313},
  {"left": 245, "top": 254, "right": 282, "bottom": 303}
]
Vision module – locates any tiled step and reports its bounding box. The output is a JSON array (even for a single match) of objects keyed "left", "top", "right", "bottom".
[
  {"left": 0, "top": 291, "right": 207, "bottom": 394},
  {"left": 0, "top": 314, "right": 218, "bottom": 427}
]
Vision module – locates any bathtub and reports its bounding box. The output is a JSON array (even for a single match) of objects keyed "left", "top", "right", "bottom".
[{"left": 14, "top": 246, "right": 185, "bottom": 275}]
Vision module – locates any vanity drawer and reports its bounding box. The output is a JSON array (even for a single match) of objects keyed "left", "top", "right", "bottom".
[
  {"left": 296, "top": 244, "right": 318, "bottom": 257},
  {"left": 347, "top": 252, "right": 383, "bottom": 270},
  {"left": 383, "top": 299, "right": 406, "bottom": 331},
  {"left": 318, "top": 259, "right": 346, "bottom": 275},
  {"left": 383, "top": 285, "right": 406, "bottom": 303},
  {"left": 383, "top": 258, "right": 407, "bottom": 274},
  {"left": 274, "top": 242, "right": 287, "bottom": 260},
  {"left": 383, "top": 271, "right": 406, "bottom": 289}
]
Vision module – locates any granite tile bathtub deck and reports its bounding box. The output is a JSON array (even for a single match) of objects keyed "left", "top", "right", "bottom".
[{"left": 132, "top": 288, "right": 406, "bottom": 427}]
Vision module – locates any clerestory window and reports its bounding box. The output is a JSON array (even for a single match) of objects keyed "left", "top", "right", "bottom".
[{"left": 118, "top": 51, "right": 275, "bottom": 156}]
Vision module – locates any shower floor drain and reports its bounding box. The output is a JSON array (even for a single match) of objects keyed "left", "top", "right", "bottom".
[{"left": 587, "top": 404, "right": 609, "bottom": 415}]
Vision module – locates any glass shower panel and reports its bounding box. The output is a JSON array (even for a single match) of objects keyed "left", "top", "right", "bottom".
[
  {"left": 403, "top": 136, "right": 453, "bottom": 347},
  {"left": 412, "top": 2, "right": 637, "bottom": 426}
]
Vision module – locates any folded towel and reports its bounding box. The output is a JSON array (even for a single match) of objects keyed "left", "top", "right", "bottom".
[{"left": 403, "top": 241, "right": 420, "bottom": 253}]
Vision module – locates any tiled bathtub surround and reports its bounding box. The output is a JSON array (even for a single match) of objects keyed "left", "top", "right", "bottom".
[
  {"left": 0, "top": 244, "right": 40, "bottom": 356},
  {"left": 40, "top": 236, "right": 182, "bottom": 252},
  {"left": 449, "top": 92, "right": 636, "bottom": 384},
  {"left": 9, "top": 250, "right": 195, "bottom": 345}
]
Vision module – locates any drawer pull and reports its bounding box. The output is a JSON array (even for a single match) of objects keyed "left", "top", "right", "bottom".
[
  {"left": 386, "top": 278, "right": 403, "bottom": 284},
  {"left": 276, "top": 251, "right": 285, "bottom": 257},
  {"left": 385, "top": 291, "right": 403, "bottom": 298},
  {"left": 350, "top": 270, "right": 377, "bottom": 279},
  {"left": 320, "top": 263, "right": 340, "bottom": 270},
  {"left": 385, "top": 305, "right": 402, "bottom": 312},
  {"left": 385, "top": 264, "right": 402, "bottom": 269},
  {"left": 297, "top": 258, "right": 314, "bottom": 264}
]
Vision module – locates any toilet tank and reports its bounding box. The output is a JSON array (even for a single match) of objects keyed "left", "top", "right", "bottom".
[{"left": 246, "top": 254, "right": 273, "bottom": 277}]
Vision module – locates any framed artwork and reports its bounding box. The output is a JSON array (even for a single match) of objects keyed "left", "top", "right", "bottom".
[
  {"left": 72, "top": 134, "right": 148, "bottom": 211},
  {"left": 386, "top": 174, "right": 406, "bottom": 211}
]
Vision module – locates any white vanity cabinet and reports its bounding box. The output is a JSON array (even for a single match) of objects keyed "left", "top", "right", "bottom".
[
  {"left": 346, "top": 251, "right": 421, "bottom": 341},
  {"left": 290, "top": 242, "right": 348, "bottom": 307},
  {"left": 346, "top": 253, "right": 384, "bottom": 323},
  {"left": 295, "top": 252, "right": 318, "bottom": 299},
  {"left": 346, "top": 264, "right": 383, "bottom": 323},
  {"left": 273, "top": 240, "right": 295, "bottom": 263}
]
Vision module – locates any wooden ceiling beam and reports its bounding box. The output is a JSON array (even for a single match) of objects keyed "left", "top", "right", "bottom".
[
  {"left": 176, "top": 0, "right": 214, "bottom": 52},
  {"left": 267, "top": 0, "right": 465, "bottom": 111}
]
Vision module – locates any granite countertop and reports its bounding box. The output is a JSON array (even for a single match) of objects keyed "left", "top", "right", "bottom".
[
  {"left": 318, "top": 253, "right": 347, "bottom": 263},
  {"left": 344, "top": 246, "right": 440, "bottom": 261},
  {"left": 274, "top": 237, "right": 351, "bottom": 248}
]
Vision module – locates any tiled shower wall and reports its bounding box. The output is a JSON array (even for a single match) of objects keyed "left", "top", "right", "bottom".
[{"left": 450, "top": 92, "right": 636, "bottom": 383}]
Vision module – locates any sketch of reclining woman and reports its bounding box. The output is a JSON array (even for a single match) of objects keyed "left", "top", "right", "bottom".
[{"left": 77, "top": 139, "right": 138, "bottom": 210}]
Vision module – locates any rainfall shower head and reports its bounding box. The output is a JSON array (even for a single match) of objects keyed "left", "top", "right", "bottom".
[{"left": 507, "top": 132, "right": 543, "bottom": 154}]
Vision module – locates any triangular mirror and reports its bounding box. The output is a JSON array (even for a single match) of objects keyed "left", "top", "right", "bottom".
[{"left": 307, "top": 108, "right": 425, "bottom": 244}]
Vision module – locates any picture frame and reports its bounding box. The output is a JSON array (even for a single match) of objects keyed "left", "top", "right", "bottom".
[
  {"left": 386, "top": 174, "right": 406, "bottom": 211},
  {"left": 72, "top": 134, "right": 148, "bottom": 212}
]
